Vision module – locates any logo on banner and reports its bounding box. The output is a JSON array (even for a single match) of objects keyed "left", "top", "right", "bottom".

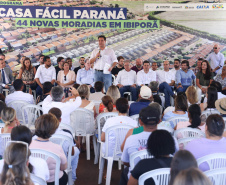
[
  {"left": 196, "top": 5, "right": 209, "bottom": 9},
  {"left": 172, "top": 6, "right": 182, "bottom": 9},
  {"left": 156, "top": 5, "right": 170, "bottom": 9},
  {"left": 185, "top": 6, "right": 195, "bottom": 9},
  {"left": 212, "top": 4, "right": 224, "bottom": 9}
]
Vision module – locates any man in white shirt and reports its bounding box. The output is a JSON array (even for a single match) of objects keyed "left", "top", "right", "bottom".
[
  {"left": 116, "top": 60, "right": 138, "bottom": 101},
  {"left": 5, "top": 79, "right": 34, "bottom": 105},
  {"left": 90, "top": 35, "right": 118, "bottom": 92},
  {"left": 35, "top": 56, "right": 56, "bottom": 96},
  {"left": 157, "top": 60, "right": 176, "bottom": 108},
  {"left": 89, "top": 81, "right": 105, "bottom": 101},
  {"left": 151, "top": 62, "right": 158, "bottom": 71},
  {"left": 101, "top": 98, "right": 137, "bottom": 157},
  {"left": 206, "top": 44, "right": 224, "bottom": 75},
  {"left": 137, "top": 61, "right": 156, "bottom": 87},
  {"left": 42, "top": 86, "right": 81, "bottom": 125},
  {"left": 171, "top": 59, "right": 181, "bottom": 81}
]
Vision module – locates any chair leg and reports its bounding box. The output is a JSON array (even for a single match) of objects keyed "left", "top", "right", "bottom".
[
  {"left": 95, "top": 142, "right": 100, "bottom": 165},
  {"left": 93, "top": 136, "right": 97, "bottom": 164},
  {"left": 67, "top": 169, "right": 73, "bottom": 185},
  {"left": 98, "top": 157, "right": 105, "bottom": 184},
  {"left": 118, "top": 159, "right": 121, "bottom": 170},
  {"left": 86, "top": 134, "right": 90, "bottom": 160},
  {"left": 99, "top": 143, "right": 102, "bottom": 169},
  {"left": 106, "top": 157, "right": 114, "bottom": 185}
]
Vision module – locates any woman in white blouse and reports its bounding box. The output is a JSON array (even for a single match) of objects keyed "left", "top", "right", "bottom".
[{"left": 57, "top": 62, "right": 75, "bottom": 88}]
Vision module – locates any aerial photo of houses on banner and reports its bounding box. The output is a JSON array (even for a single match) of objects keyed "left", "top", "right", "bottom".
[{"left": 0, "top": 0, "right": 226, "bottom": 75}]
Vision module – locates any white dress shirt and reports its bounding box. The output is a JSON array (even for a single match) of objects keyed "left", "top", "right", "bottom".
[
  {"left": 90, "top": 47, "right": 118, "bottom": 70},
  {"left": 170, "top": 68, "right": 180, "bottom": 81},
  {"left": 42, "top": 95, "right": 82, "bottom": 125},
  {"left": 5, "top": 91, "right": 34, "bottom": 105},
  {"left": 76, "top": 68, "right": 95, "bottom": 87},
  {"left": 115, "top": 69, "right": 137, "bottom": 86},
  {"left": 206, "top": 52, "right": 225, "bottom": 73},
  {"left": 35, "top": 64, "right": 56, "bottom": 84},
  {"left": 137, "top": 69, "right": 156, "bottom": 86},
  {"left": 156, "top": 70, "right": 175, "bottom": 84}
]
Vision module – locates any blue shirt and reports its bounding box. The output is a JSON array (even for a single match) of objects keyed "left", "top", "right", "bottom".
[
  {"left": 129, "top": 99, "right": 151, "bottom": 116},
  {"left": 76, "top": 68, "right": 95, "bottom": 87},
  {"left": 176, "top": 69, "right": 195, "bottom": 86}
]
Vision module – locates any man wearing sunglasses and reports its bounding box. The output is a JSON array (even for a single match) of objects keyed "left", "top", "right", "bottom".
[{"left": 206, "top": 44, "right": 224, "bottom": 75}]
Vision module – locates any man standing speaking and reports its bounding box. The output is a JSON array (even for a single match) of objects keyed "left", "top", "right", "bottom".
[{"left": 90, "top": 35, "right": 118, "bottom": 92}]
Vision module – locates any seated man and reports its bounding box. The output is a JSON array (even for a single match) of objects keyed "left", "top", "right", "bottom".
[
  {"left": 101, "top": 98, "right": 137, "bottom": 157},
  {"left": 89, "top": 81, "right": 105, "bottom": 101},
  {"left": 5, "top": 79, "right": 34, "bottom": 105},
  {"left": 176, "top": 60, "right": 195, "bottom": 93},
  {"left": 151, "top": 62, "right": 158, "bottom": 71},
  {"left": 137, "top": 60, "right": 156, "bottom": 87},
  {"left": 42, "top": 86, "right": 81, "bottom": 125},
  {"left": 131, "top": 58, "right": 143, "bottom": 74},
  {"left": 116, "top": 60, "right": 138, "bottom": 101},
  {"left": 0, "top": 57, "right": 14, "bottom": 94},
  {"left": 76, "top": 59, "right": 95, "bottom": 93},
  {"left": 129, "top": 86, "right": 152, "bottom": 116},
  {"left": 112, "top": 56, "right": 124, "bottom": 77}
]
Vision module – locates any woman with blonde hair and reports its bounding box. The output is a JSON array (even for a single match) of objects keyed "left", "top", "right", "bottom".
[
  {"left": 1, "top": 142, "right": 34, "bottom": 185},
  {"left": 1, "top": 107, "right": 20, "bottom": 133},
  {"left": 106, "top": 85, "right": 120, "bottom": 104},
  {"left": 185, "top": 86, "right": 198, "bottom": 105}
]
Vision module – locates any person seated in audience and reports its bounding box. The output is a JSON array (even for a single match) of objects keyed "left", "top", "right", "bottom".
[
  {"left": 127, "top": 130, "right": 176, "bottom": 185},
  {"left": 185, "top": 86, "right": 199, "bottom": 106},
  {"left": 116, "top": 60, "right": 138, "bottom": 101},
  {"left": 171, "top": 59, "right": 181, "bottom": 80},
  {"left": 149, "top": 81, "right": 163, "bottom": 106},
  {"left": 215, "top": 65, "right": 226, "bottom": 95},
  {"left": 66, "top": 57, "right": 74, "bottom": 71},
  {"left": 137, "top": 60, "right": 156, "bottom": 88},
  {"left": 162, "top": 95, "right": 188, "bottom": 124},
  {"left": 131, "top": 58, "right": 143, "bottom": 74},
  {"left": 5, "top": 79, "right": 34, "bottom": 105},
  {"left": 112, "top": 56, "right": 124, "bottom": 77},
  {"left": 0, "top": 142, "right": 34, "bottom": 185},
  {"left": 89, "top": 81, "right": 105, "bottom": 101},
  {"left": 192, "top": 58, "right": 203, "bottom": 75},
  {"left": 1, "top": 107, "right": 20, "bottom": 134},
  {"left": 200, "top": 86, "right": 218, "bottom": 112},
  {"left": 74, "top": 57, "right": 85, "bottom": 76},
  {"left": 36, "top": 81, "right": 53, "bottom": 104},
  {"left": 35, "top": 56, "right": 56, "bottom": 96},
  {"left": 101, "top": 98, "right": 137, "bottom": 157},
  {"left": 186, "top": 114, "right": 226, "bottom": 171},
  {"left": 30, "top": 114, "right": 68, "bottom": 185},
  {"left": 99, "top": 95, "right": 117, "bottom": 114},
  {"left": 48, "top": 108, "right": 80, "bottom": 182},
  {"left": 76, "top": 59, "right": 95, "bottom": 93},
  {"left": 35, "top": 54, "right": 45, "bottom": 70},
  {"left": 205, "top": 81, "right": 226, "bottom": 101},
  {"left": 0, "top": 93, "right": 5, "bottom": 102},
  {"left": 42, "top": 86, "right": 81, "bottom": 125},
  {"left": 55, "top": 57, "right": 65, "bottom": 78},
  {"left": 57, "top": 61, "right": 76, "bottom": 92},
  {"left": 129, "top": 86, "right": 152, "bottom": 116},
  {"left": 176, "top": 60, "right": 196, "bottom": 93},
  {"left": 169, "top": 150, "right": 198, "bottom": 185},
  {"left": 18, "top": 57, "right": 37, "bottom": 93},
  {"left": 173, "top": 168, "right": 211, "bottom": 185},
  {"left": 215, "top": 97, "right": 226, "bottom": 118},
  {"left": 0, "top": 101, "right": 6, "bottom": 123},
  {"left": 0, "top": 125, "right": 50, "bottom": 181},
  {"left": 176, "top": 104, "right": 204, "bottom": 132},
  {"left": 151, "top": 62, "right": 158, "bottom": 71}
]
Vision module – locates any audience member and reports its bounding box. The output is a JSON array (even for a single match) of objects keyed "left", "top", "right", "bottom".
[
  {"left": 186, "top": 114, "right": 226, "bottom": 171},
  {"left": 151, "top": 62, "right": 158, "bottom": 71},
  {"left": 35, "top": 54, "right": 44, "bottom": 70},
  {"left": 116, "top": 60, "right": 138, "bottom": 101},
  {"left": 106, "top": 85, "right": 121, "bottom": 104},
  {"left": 1, "top": 107, "right": 19, "bottom": 133},
  {"left": 5, "top": 79, "right": 34, "bottom": 105},
  {"left": 35, "top": 56, "right": 56, "bottom": 96},
  {"left": 89, "top": 81, "right": 105, "bottom": 101},
  {"left": 112, "top": 56, "right": 124, "bottom": 77},
  {"left": 74, "top": 57, "right": 85, "bottom": 75},
  {"left": 171, "top": 59, "right": 181, "bottom": 79},
  {"left": 66, "top": 57, "right": 74, "bottom": 71},
  {"left": 137, "top": 61, "right": 156, "bottom": 87},
  {"left": 215, "top": 97, "right": 226, "bottom": 117},
  {"left": 149, "top": 81, "right": 163, "bottom": 106},
  {"left": 30, "top": 114, "right": 68, "bottom": 185},
  {"left": 215, "top": 65, "right": 226, "bottom": 95},
  {"left": 157, "top": 60, "right": 176, "bottom": 107},
  {"left": 169, "top": 150, "right": 198, "bottom": 185},
  {"left": 99, "top": 95, "right": 117, "bottom": 113},
  {"left": 0, "top": 53, "right": 11, "bottom": 71},
  {"left": 42, "top": 86, "right": 81, "bottom": 125},
  {"left": 129, "top": 86, "right": 152, "bottom": 116},
  {"left": 131, "top": 58, "right": 143, "bottom": 74},
  {"left": 0, "top": 93, "right": 5, "bottom": 102},
  {"left": 176, "top": 60, "right": 196, "bottom": 92},
  {"left": 210, "top": 80, "right": 226, "bottom": 99},
  {"left": 200, "top": 86, "right": 218, "bottom": 112},
  {"left": 127, "top": 130, "right": 175, "bottom": 185},
  {"left": 185, "top": 86, "right": 198, "bottom": 105},
  {"left": 55, "top": 57, "right": 65, "bottom": 78},
  {"left": 0, "top": 101, "right": 6, "bottom": 123},
  {"left": 36, "top": 81, "right": 53, "bottom": 104},
  {"left": 192, "top": 58, "right": 203, "bottom": 75}
]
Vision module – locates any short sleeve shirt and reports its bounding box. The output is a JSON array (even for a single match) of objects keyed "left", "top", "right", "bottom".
[{"left": 196, "top": 71, "right": 213, "bottom": 86}]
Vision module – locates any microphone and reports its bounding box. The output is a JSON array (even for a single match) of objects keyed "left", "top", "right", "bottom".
[{"left": 97, "top": 50, "right": 101, "bottom": 59}]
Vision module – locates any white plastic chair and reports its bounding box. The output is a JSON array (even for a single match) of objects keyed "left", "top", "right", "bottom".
[
  {"left": 30, "top": 173, "right": 47, "bottom": 185},
  {"left": 197, "top": 153, "right": 226, "bottom": 170},
  {"left": 157, "top": 125, "right": 174, "bottom": 135},
  {"left": 92, "top": 100, "right": 101, "bottom": 114},
  {"left": 124, "top": 92, "right": 132, "bottom": 101},
  {"left": 30, "top": 149, "right": 61, "bottom": 185},
  {"left": 177, "top": 137, "right": 197, "bottom": 149},
  {"left": 130, "top": 114, "right": 139, "bottom": 127},
  {"left": 98, "top": 125, "right": 134, "bottom": 185},
  {"left": 130, "top": 149, "right": 152, "bottom": 170},
  {"left": 138, "top": 168, "right": 171, "bottom": 185},
  {"left": 95, "top": 112, "right": 118, "bottom": 164},
  {"left": 22, "top": 104, "right": 42, "bottom": 129},
  {"left": 3, "top": 89, "right": 9, "bottom": 96},
  {"left": 50, "top": 134, "right": 73, "bottom": 185},
  {"left": 0, "top": 133, "right": 11, "bottom": 151},
  {"left": 204, "top": 168, "right": 226, "bottom": 185},
  {"left": 37, "top": 101, "right": 43, "bottom": 107},
  {"left": 174, "top": 128, "right": 205, "bottom": 139},
  {"left": 59, "top": 123, "right": 74, "bottom": 137},
  {"left": 7, "top": 100, "right": 29, "bottom": 124},
  {"left": 0, "top": 123, "right": 5, "bottom": 130},
  {"left": 166, "top": 116, "right": 189, "bottom": 128},
  {"left": 201, "top": 109, "right": 221, "bottom": 123},
  {"left": 70, "top": 108, "right": 97, "bottom": 161}
]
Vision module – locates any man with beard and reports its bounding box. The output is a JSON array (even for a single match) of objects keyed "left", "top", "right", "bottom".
[
  {"left": 35, "top": 56, "right": 56, "bottom": 96},
  {"left": 74, "top": 57, "right": 85, "bottom": 75},
  {"left": 131, "top": 58, "right": 143, "bottom": 74},
  {"left": 35, "top": 54, "right": 45, "bottom": 70},
  {"left": 192, "top": 58, "right": 203, "bottom": 75},
  {"left": 112, "top": 56, "right": 124, "bottom": 77},
  {"left": 151, "top": 62, "right": 158, "bottom": 71},
  {"left": 171, "top": 59, "right": 181, "bottom": 80}
]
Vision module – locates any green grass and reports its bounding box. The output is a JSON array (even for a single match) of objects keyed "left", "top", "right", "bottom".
[
  {"left": 222, "top": 50, "right": 226, "bottom": 57},
  {"left": 43, "top": 50, "right": 55, "bottom": 56}
]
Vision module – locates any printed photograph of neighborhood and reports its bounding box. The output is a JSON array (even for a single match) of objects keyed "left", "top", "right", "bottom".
[{"left": 0, "top": 0, "right": 226, "bottom": 73}]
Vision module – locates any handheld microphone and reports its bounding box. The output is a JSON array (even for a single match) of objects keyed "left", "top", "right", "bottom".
[{"left": 97, "top": 50, "right": 101, "bottom": 59}]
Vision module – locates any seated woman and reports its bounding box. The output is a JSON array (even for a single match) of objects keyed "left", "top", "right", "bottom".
[
  {"left": 100, "top": 95, "right": 118, "bottom": 113},
  {"left": 30, "top": 114, "right": 68, "bottom": 185},
  {"left": 127, "top": 130, "right": 175, "bottom": 185},
  {"left": 1, "top": 107, "right": 20, "bottom": 134},
  {"left": 18, "top": 57, "right": 37, "bottom": 93},
  {"left": 185, "top": 86, "right": 198, "bottom": 106},
  {"left": 1, "top": 142, "right": 34, "bottom": 185},
  {"left": 36, "top": 82, "right": 53, "bottom": 104},
  {"left": 215, "top": 65, "right": 226, "bottom": 95},
  {"left": 200, "top": 86, "right": 218, "bottom": 112}
]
